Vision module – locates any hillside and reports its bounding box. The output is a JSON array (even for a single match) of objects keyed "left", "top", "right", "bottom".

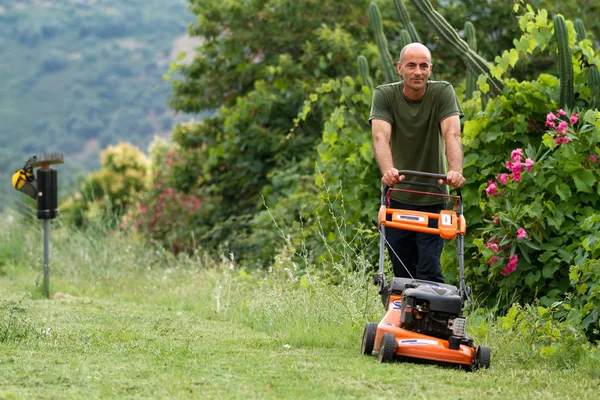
[{"left": 0, "top": 0, "right": 196, "bottom": 206}]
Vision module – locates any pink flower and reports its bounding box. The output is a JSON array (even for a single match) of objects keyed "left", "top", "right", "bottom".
[
  {"left": 497, "top": 173, "right": 509, "bottom": 184},
  {"left": 546, "top": 121, "right": 556, "bottom": 129},
  {"left": 511, "top": 148, "right": 524, "bottom": 162},
  {"left": 489, "top": 256, "right": 498, "bottom": 265},
  {"left": 501, "top": 254, "right": 519, "bottom": 276},
  {"left": 525, "top": 158, "right": 534, "bottom": 172},
  {"left": 510, "top": 161, "right": 523, "bottom": 175},
  {"left": 517, "top": 228, "right": 527, "bottom": 239},
  {"left": 570, "top": 113, "right": 579, "bottom": 124},
  {"left": 140, "top": 207, "right": 147, "bottom": 214},
  {"left": 590, "top": 154, "right": 598, "bottom": 163},
  {"left": 493, "top": 216, "right": 499, "bottom": 224},
  {"left": 486, "top": 242, "right": 499, "bottom": 252},
  {"left": 557, "top": 121, "right": 568, "bottom": 134},
  {"left": 511, "top": 171, "right": 522, "bottom": 182},
  {"left": 485, "top": 181, "right": 499, "bottom": 196},
  {"left": 546, "top": 112, "right": 557, "bottom": 124},
  {"left": 557, "top": 109, "right": 566, "bottom": 117},
  {"left": 555, "top": 136, "right": 569, "bottom": 145}
]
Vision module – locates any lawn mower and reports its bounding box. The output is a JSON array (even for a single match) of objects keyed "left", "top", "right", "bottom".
[{"left": 361, "top": 170, "right": 490, "bottom": 369}]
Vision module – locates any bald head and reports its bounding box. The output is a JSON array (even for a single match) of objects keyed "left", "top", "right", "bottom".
[{"left": 399, "top": 43, "right": 432, "bottom": 63}]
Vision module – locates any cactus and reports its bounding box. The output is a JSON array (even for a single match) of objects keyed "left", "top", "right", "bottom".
[
  {"left": 464, "top": 21, "right": 477, "bottom": 100},
  {"left": 574, "top": 18, "right": 587, "bottom": 42},
  {"left": 357, "top": 55, "right": 375, "bottom": 91},
  {"left": 589, "top": 64, "right": 600, "bottom": 110},
  {"left": 394, "top": 0, "right": 421, "bottom": 43},
  {"left": 369, "top": 2, "right": 396, "bottom": 83},
  {"left": 399, "top": 29, "right": 412, "bottom": 49},
  {"left": 554, "top": 15, "right": 574, "bottom": 111},
  {"left": 408, "top": 0, "right": 504, "bottom": 97}
]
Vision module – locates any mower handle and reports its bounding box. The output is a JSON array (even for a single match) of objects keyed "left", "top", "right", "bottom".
[{"left": 396, "top": 170, "right": 447, "bottom": 181}]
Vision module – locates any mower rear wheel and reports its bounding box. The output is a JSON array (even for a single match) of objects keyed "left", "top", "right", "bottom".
[
  {"left": 476, "top": 345, "right": 491, "bottom": 369},
  {"left": 361, "top": 322, "right": 377, "bottom": 355},
  {"left": 377, "top": 333, "right": 396, "bottom": 363}
]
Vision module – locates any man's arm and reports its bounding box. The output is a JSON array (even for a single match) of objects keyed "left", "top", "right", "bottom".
[
  {"left": 440, "top": 114, "right": 465, "bottom": 188},
  {"left": 372, "top": 119, "right": 401, "bottom": 186}
]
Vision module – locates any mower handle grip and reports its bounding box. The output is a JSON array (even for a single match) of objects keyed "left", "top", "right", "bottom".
[
  {"left": 381, "top": 170, "right": 462, "bottom": 200},
  {"left": 396, "top": 170, "right": 447, "bottom": 181}
]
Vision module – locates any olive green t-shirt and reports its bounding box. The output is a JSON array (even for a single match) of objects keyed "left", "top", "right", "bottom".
[{"left": 369, "top": 80, "right": 463, "bottom": 205}]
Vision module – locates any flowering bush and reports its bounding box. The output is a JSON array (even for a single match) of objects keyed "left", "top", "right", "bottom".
[
  {"left": 474, "top": 108, "right": 600, "bottom": 307},
  {"left": 121, "top": 146, "right": 211, "bottom": 254}
]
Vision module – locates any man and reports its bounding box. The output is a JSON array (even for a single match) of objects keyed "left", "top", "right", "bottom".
[{"left": 369, "top": 43, "right": 465, "bottom": 283}]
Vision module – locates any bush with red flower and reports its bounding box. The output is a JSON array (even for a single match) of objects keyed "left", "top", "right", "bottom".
[
  {"left": 474, "top": 108, "right": 600, "bottom": 307},
  {"left": 121, "top": 138, "right": 212, "bottom": 254}
]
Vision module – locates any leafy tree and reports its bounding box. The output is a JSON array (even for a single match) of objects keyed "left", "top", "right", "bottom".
[{"left": 167, "top": 0, "right": 387, "bottom": 262}]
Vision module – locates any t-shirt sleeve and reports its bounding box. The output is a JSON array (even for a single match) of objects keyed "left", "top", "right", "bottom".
[
  {"left": 369, "top": 86, "right": 394, "bottom": 126},
  {"left": 438, "top": 84, "right": 464, "bottom": 123}
]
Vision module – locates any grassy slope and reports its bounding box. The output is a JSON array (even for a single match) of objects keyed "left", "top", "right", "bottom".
[{"left": 1, "top": 216, "right": 600, "bottom": 399}]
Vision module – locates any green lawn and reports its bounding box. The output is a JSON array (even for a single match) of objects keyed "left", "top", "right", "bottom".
[{"left": 1, "top": 219, "right": 600, "bottom": 399}]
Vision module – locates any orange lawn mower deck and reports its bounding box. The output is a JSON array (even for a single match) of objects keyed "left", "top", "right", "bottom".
[{"left": 361, "top": 170, "right": 490, "bottom": 370}]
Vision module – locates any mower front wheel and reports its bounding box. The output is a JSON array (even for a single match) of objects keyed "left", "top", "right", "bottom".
[
  {"left": 377, "top": 333, "right": 396, "bottom": 363},
  {"left": 361, "top": 322, "right": 377, "bottom": 356},
  {"left": 475, "top": 345, "right": 491, "bottom": 369}
]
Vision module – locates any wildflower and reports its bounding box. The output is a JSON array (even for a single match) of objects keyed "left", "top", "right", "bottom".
[
  {"left": 511, "top": 148, "right": 524, "bottom": 162},
  {"left": 485, "top": 181, "right": 499, "bottom": 196},
  {"left": 525, "top": 158, "right": 534, "bottom": 172},
  {"left": 501, "top": 254, "right": 519, "bottom": 276},
  {"left": 545, "top": 112, "right": 557, "bottom": 127},
  {"left": 517, "top": 228, "right": 527, "bottom": 239},
  {"left": 489, "top": 256, "right": 498, "bottom": 265},
  {"left": 557, "top": 121, "right": 568, "bottom": 134},
  {"left": 591, "top": 154, "right": 598, "bottom": 163},
  {"left": 493, "top": 216, "right": 499, "bottom": 224},
  {"left": 497, "top": 173, "right": 509, "bottom": 184},
  {"left": 557, "top": 109, "right": 566, "bottom": 117},
  {"left": 140, "top": 207, "right": 147, "bottom": 214},
  {"left": 486, "top": 242, "right": 499, "bottom": 252},
  {"left": 570, "top": 113, "right": 579, "bottom": 124}
]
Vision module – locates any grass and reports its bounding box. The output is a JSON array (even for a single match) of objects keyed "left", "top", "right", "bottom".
[{"left": 1, "top": 213, "right": 600, "bottom": 399}]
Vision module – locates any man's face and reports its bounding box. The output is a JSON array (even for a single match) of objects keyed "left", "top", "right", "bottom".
[{"left": 397, "top": 48, "right": 432, "bottom": 93}]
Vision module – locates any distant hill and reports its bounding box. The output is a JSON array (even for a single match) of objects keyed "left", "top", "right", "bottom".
[{"left": 0, "top": 0, "right": 196, "bottom": 208}]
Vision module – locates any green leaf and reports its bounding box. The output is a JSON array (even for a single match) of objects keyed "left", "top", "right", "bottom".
[
  {"left": 573, "top": 169, "right": 596, "bottom": 193},
  {"left": 477, "top": 74, "right": 490, "bottom": 94},
  {"left": 525, "top": 270, "right": 541, "bottom": 287},
  {"left": 555, "top": 183, "right": 571, "bottom": 201}
]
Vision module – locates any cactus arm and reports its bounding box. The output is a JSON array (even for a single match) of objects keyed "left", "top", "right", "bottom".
[
  {"left": 554, "top": 15, "right": 574, "bottom": 111},
  {"left": 464, "top": 21, "right": 477, "bottom": 100},
  {"left": 408, "top": 0, "right": 504, "bottom": 97},
  {"left": 574, "top": 19, "right": 587, "bottom": 43},
  {"left": 369, "top": 2, "right": 396, "bottom": 83},
  {"left": 393, "top": 0, "right": 421, "bottom": 43},
  {"left": 589, "top": 64, "right": 600, "bottom": 110},
  {"left": 357, "top": 55, "right": 375, "bottom": 91},
  {"left": 399, "top": 29, "right": 412, "bottom": 49}
]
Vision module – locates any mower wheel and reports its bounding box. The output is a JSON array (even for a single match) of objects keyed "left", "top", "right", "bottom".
[
  {"left": 377, "top": 333, "right": 396, "bottom": 363},
  {"left": 476, "top": 345, "right": 491, "bottom": 369},
  {"left": 361, "top": 322, "right": 377, "bottom": 356}
]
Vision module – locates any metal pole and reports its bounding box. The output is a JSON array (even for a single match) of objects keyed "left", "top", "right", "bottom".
[{"left": 43, "top": 219, "right": 50, "bottom": 298}]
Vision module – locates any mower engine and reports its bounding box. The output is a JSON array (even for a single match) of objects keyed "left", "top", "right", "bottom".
[{"left": 399, "top": 283, "right": 467, "bottom": 342}]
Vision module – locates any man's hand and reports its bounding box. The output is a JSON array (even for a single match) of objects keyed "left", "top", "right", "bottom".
[
  {"left": 382, "top": 168, "right": 403, "bottom": 187},
  {"left": 440, "top": 170, "right": 465, "bottom": 188}
]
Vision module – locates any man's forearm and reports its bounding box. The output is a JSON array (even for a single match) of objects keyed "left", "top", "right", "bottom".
[
  {"left": 446, "top": 136, "right": 463, "bottom": 174},
  {"left": 373, "top": 135, "right": 395, "bottom": 175}
]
